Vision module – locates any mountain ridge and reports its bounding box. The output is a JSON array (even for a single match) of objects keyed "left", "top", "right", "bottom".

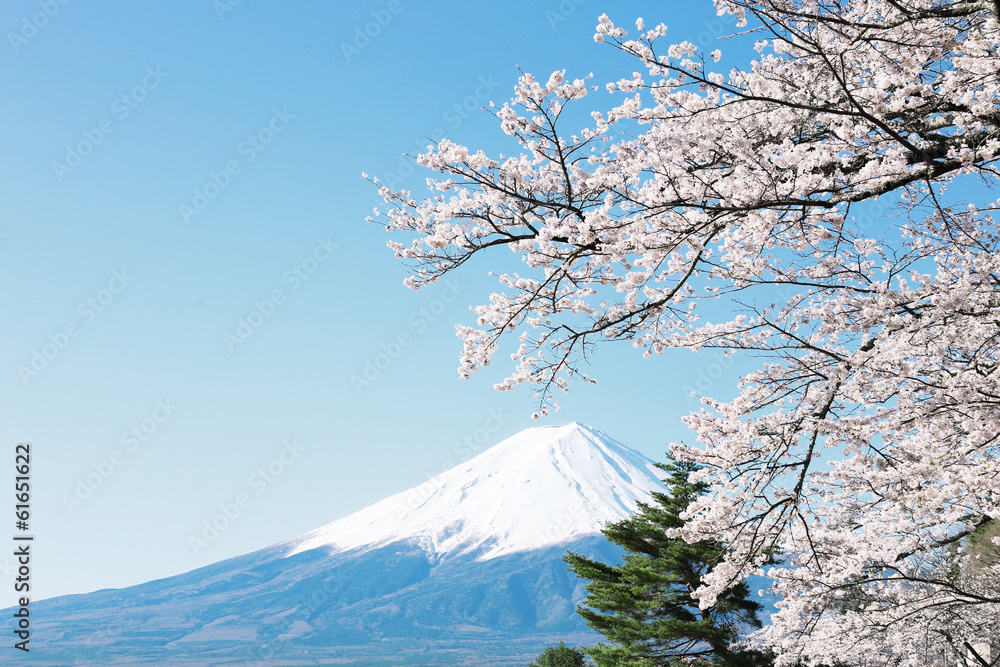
[{"left": 25, "top": 422, "right": 674, "bottom": 665}]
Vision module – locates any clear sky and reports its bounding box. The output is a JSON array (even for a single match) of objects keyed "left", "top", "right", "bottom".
[{"left": 0, "top": 0, "right": 755, "bottom": 600}]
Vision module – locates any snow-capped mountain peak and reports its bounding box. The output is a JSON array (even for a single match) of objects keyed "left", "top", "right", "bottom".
[{"left": 284, "top": 422, "right": 666, "bottom": 561}]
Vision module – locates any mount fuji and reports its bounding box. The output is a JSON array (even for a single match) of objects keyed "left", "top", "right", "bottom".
[
  {"left": 286, "top": 421, "right": 667, "bottom": 562},
  {"left": 28, "top": 423, "right": 672, "bottom": 665}
]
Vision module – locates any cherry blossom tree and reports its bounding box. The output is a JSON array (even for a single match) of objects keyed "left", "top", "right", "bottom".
[{"left": 367, "top": 0, "right": 1000, "bottom": 663}]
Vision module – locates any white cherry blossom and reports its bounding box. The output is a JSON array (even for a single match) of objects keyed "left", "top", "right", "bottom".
[{"left": 367, "top": 0, "right": 1000, "bottom": 662}]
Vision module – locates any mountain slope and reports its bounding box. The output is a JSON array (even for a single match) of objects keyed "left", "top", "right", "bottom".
[{"left": 27, "top": 422, "right": 670, "bottom": 665}]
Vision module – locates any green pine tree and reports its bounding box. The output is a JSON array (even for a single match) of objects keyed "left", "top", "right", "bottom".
[
  {"left": 529, "top": 642, "right": 589, "bottom": 666},
  {"left": 565, "top": 456, "right": 771, "bottom": 667}
]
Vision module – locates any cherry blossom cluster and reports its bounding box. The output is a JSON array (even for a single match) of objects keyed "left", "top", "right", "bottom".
[{"left": 368, "top": 0, "right": 1000, "bottom": 661}]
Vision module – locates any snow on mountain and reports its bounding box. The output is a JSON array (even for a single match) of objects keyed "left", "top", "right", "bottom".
[
  {"left": 283, "top": 421, "right": 666, "bottom": 561},
  {"left": 23, "top": 424, "right": 740, "bottom": 665}
]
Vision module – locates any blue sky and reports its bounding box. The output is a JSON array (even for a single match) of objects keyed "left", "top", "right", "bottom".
[{"left": 1, "top": 0, "right": 757, "bottom": 600}]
